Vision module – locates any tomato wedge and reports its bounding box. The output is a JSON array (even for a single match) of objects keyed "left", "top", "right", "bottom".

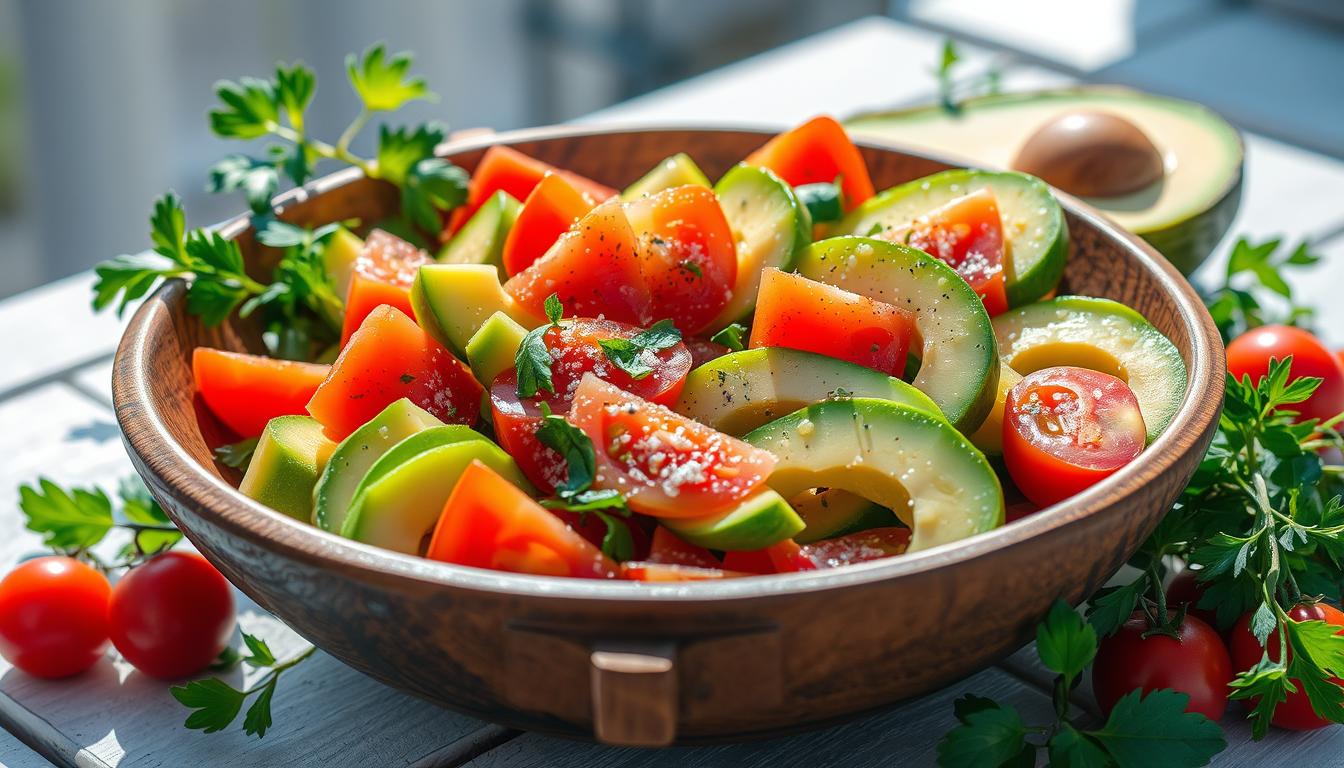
[
  {"left": 426, "top": 460, "right": 617, "bottom": 578},
  {"left": 880, "top": 189, "right": 1009, "bottom": 316},
  {"left": 503, "top": 200, "right": 652, "bottom": 326},
  {"left": 490, "top": 318, "right": 692, "bottom": 493},
  {"left": 193, "top": 348, "right": 330, "bottom": 438},
  {"left": 684, "top": 336, "right": 731, "bottom": 369},
  {"left": 354, "top": 229, "right": 432, "bottom": 288},
  {"left": 646, "top": 526, "right": 720, "bottom": 568},
  {"left": 621, "top": 562, "right": 747, "bottom": 581},
  {"left": 724, "top": 528, "right": 913, "bottom": 573},
  {"left": 340, "top": 272, "right": 416, "bottom": 346},
  {"left": 745, "top": 116, "right": 874, "bottom": 211},
  {"left": 308, "top": 305, "right": 482, "bottom": 440},
  {"left": 723, "top": 539, "right": 810, "bottom": 574},
  {"left": 749, "top": 268, "right": 915, "bottom": 376},
  {"left": 569, "top": 375, "right": 776, "bottom": 517},
  {"left": 1003, "top": 366, "right": 1146, "bottom": 507},
  {"left": 502, "top": 173, "right": 597, "bottom": 277},
  {"left": 448, "top": 145, "right": 616, "bottom": 235},
  {"left": 626, "top": 185, "right": 736, "bottom": 335}
]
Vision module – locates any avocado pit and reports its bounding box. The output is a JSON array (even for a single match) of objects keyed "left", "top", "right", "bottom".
[{"left": 1012, "top": 111, "right": 1164, "bottom": 198}]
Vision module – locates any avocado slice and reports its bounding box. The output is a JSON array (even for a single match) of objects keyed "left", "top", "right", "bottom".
[
  {"left": 707, "top": 164, "right": 812, "bottom": 329},
  {"left": 341, "top": 438, "right": 530, "bottom": 554},
  {"left": 746, "top": 398, "right": 1003, "bottom": 553},
  {"left": 834, "top": 169, "right": 1067, "bottom": 307},
  {"left": 796, "top": 237, "right": 998, "bottom": 432},
  {"left": 312, "top": 398, "right": 442, "bottom": 532},
  {"left": 967, "top": 363, "right": 1023, "bottom": 457},
  {"left": 410, "top": 264, "right": 537, "bottom": 357},
  {"left": 847, "top": 88, "right": 1243, "bottom": 275},
  {"left": 790, "top": 489, "right": 900, "bottom": 545},
  {"left": 239, "top": 416, "right": 336, "bottom": 521},
  {"left": 659, "top": 489, "right": 804, "bottom": 551},
  {"left": 436, "top": 191, "right": 520, "bottom": 269},
  {"left": 992, "top": 296, "right": 1186, "bottom": 443},
  {"left": 620, "top": 153, "right": 711, "bottom": 201},
  {"left": 466, "top": 311, "right": 529, "bottom": 387},
  {"left": 322, "top": 227, "right": 364, "bottom": 302},
  {"left": 676, "top": 347, "right": 942, "bottom": 435}
]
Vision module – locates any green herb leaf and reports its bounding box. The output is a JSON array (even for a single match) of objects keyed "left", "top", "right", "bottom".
[
  {"left": 346, "top": 43, "right": 434, "bottom": 112},
  {"left": 1229, "top": 657, "right": 1291, "bottom": 739},
  {"left": 709, "top": 323, "right": 746, "bottom": 352},
  {"left": 273, "top": 62, "right": 315, "bottom": 126},
  {"left": 535, "top": 411, "right": 598, "bottom": 497},
  {"left": 541, "top": 488, "right": 627, "bottom": 514},
  {"left": 1047, "top": 723, "right": 1111, "bottom": 768},
  {"left": 599, "top": 319, "right": 682, "bottom": 379},
  {"left": 17, "top": 479, "right": 113, "bottom": 550},
  {"left": 214, "top": 438, "right": 259, "bottom": 470},
  {"left": 117, "top": 476, "right": 182, "bottom": 554},
  {"left": 207, "top": 155, "right": 279, "bottom": 215},
  {"left": 1035, "top": 600, "right": 1096, "bottom": 686},
  {"left": 515, "top": 294, "right": 563, "bottom": 399},
  {"left": 242, "top": 677, "right": 277, "bottom": 738},
  {"left": 593, "top": 510, "right": 635, "bottom": 562},
  {"left": 209, "top": 77, "right": 279, "bottom": 139},
  {"left": 1086, "top": 579, "right": 1144, "bottom": 637},
  {"left": 171, "top": 678, "right": 246, "bottom": 734},
  {"left": 1086, "top": 689, "right": 1226, "bottom": 767},
  {"left": 936, "top": 698, "right": 1029, "bottom": 768},
  {"left": 242, "top": 632, "right": 277, "bottom": 667}
]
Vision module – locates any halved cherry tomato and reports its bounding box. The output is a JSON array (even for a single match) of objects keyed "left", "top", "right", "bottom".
[
  {"left": 504, "top": 200, "right": 652, "bottom": 326},
  {"left": 570, "top": 374, "right": 776, "bottom": 518},
  {"left": 1230, "top": 602, "right": 1344, "bottom": 730},
  {"left": 308, "top": 305, "right": 482, "bottom": 440},
  {"left": 745, "top": 116, "right": 875, "bottom": 211},
  {"left": 1227, "top": 325, "right": 1344, "bottom": 424},
  {"left": 684, "top": 337, "right": 731, "bottom": 369},
  {"left": 647, "top": 526, "right": 720, "bottom": 569},
  {"left": 193, "top": 348, "right": 330, "bottom": 438},
  {"left": 339, "top": 272, "right": 416, "bottom": 346},
  {"left": 354, "top": 229, "right": 432, "bottom": 288},
  {"left": 448, "top": 145, "right": 616, "bottom": 235},
  {"left": 0, "top": 556, "right": 110, "bottom": 678},
  {"left": 426, "top": 460, "right": 617, "bottom": 578},
  {"left": 620, "top": 562, "right": 748, "bottom": 581},
  {"left": 1003, "top": 366, "right": 1146, "bottom": 507},
  {"left": 1166, "top": 566, "right": 1220, "bottom": 630},
  {"left": 108, "top": 551, "right": 235, "bottom": 680},
  {"left": 502, "top": 173, "right": 597, "bottom": 276},
  {"left": 749, "top": 268, "right": 915, "bottom": 376},
  {"left": 1093, "top": 611, "right": 1231, "bottom": 721},
  {"left": 490, "top": 318, "right": 692, "bottom": 493},
  {"left": 626, "top": 185, "right": 736, "bottom": 335},
  {"left": 878, "top": 189, "right": 1009, "bottom": 316}
]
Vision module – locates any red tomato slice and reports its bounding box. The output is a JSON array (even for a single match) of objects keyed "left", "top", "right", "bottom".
[
  {"left": 426, "top": 460, "right": 617, "bottom": 578},
  {"left": 502, "top": 173, "right": 597, "bottom": 277},
  {"left": 490, "top": 318, "right": 692, "bottom": 493},
  {"left": 503, "top": 199, "right": 652, "bottom": 326},
  {"left": 308, "top": 305, "right": 482, "bottom": 440},
  {"left": 569, "top": 375, "right": 775, "bottom": 518},
  {"left": 684, "top": 336, "right": 731, "bottom": 369},
  {"left": 1003, "top": 366, "right": 1146, "bottom": 507},
  {"left": 448, "top": 146, "right": 616, "bottom": 235},
  {"left": 626, "top": 185, "right": 737, "bottom": 335},
  {"left": 748, "top": 268, "right": 915, "bottom": 376},
  {"left": 722, "top": 539, "right": 812, "bottom": 574},
  {"left": 647, "top": 526, "right": 720, "bottom": 569},
  {"left": 879, "top": 189, "right": 1009, "bottom": 316},
  {"left": 745, "top": 116, "right": 875, "bottom": 211},
  {"left": 340, "top": 272, "right": 416, "bottom": 346},
  {"left": 193, "top": 348, "right": 330, "bottom": 438},
  {"left": 621, "top": 562, "right": 748, "bottom": 581},
  {"left": 354, "top": 230, "right": 432, "bottom": 288},
  {"left": 800, "top": 527, "right": 911, "bottom": 568}
]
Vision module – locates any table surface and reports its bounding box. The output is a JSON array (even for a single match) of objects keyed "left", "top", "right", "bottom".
[{"left": 4, "top": 13, "right": 1344, "bottom": 768}]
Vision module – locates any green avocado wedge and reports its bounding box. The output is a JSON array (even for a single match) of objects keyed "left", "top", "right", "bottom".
[
  {"left": 466, "top": 311, "right": 529, "bottom": 387},
  {"left": 239, "top": 416, "right": 336, "bottom": 521},
  {"left": 660, "top": 489, "right": 804, "bottom": 552},
  {"left": 436, "top": 190, "right": 520, "bottom": 269},
  {"left": 790, "top": 489, "right": 900, "bottom": 545},
  {"left": 795, "top": 237, "right": 998, "bottom": 432},
  {"left": 620, "top": 153, "right": 711, "bottom": 200},
  {"left": 410, "top": 264, "right": 536, "bottom": 357},
  {"left": 675, "top": 347, "right": 942, "bottom": 435},
  {"left": 992, "top": 295, "right": 1186, "bottom": 442},
  {"left": 835, "top": 169, "right": 1067, "bottom": 307},
  {"left": 746, "top": 398, "right": 1003, "bottom": 553}
]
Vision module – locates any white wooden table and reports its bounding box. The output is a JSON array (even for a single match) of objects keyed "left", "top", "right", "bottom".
[{"left": 4, "top": 14, "right": 1344, "bottom": 768}]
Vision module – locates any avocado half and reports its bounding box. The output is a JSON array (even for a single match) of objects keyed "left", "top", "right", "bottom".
[{"left": 846, "top": 87, "right": 1244, "bottom": 275}]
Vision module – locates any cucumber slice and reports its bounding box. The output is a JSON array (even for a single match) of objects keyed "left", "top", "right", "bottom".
[
  {"left": 795, "top": 236, "right": 998, "bottom": 432},
  {"left": 660, "top": 489, "right": 804, "bottom": 551},
  {"left": 790, "top": 489, "right": 899, "bottom": 545},
  {"left": 620, "top": 153, "right": 711, "bottom": 200},
  {"left": 992, "top": 296, "right": 1186, "bottom": 442},
  {"left": 707, "top": 164, "right": 811, "bottom": 329},
  {"left": 746, "top": 398, "right": 1003, "bottom": 553},
  {"left": 837, "top": 169, "right": 1067, "bottom": 307},
  {"left": 436, "top": 191, "right": 520, "bottom": 268},
  {"left": 676, "top": 347, "right": 942, "bottom": 435}
]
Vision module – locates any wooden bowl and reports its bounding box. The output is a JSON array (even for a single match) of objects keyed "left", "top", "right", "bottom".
[{"left": 113, "top": 126, "right": 1224, "bottom": 747}]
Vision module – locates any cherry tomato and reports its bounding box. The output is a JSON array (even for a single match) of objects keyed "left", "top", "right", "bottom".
[
  {"left": 1092, "top": 611, "right": 1231, "bottom": 720},
  {"left": 626, "top": 185, "right": 737, "bottom": 335},
  {"left": 878, "top": 189, "right": 1009, "bottom": 316},
  {"left": 1230, "top": 602, "right": 1344, "bottom": 730},
  {"left": 1166, "top": 567, "right": 1220, "bottom": 630},
  {"left": 490, "top": 318, "right": 692, "bottom": 493},
  {"left": 108, "top": 551, "right": 236, "bottom": 680},
  {"left": 1002, "top": 366, "right": 1146, "bottom": 507},
  {"left": 570, "top": 374, "right": 775, "bottom": 518},
  {"left": 0, "top": 557, "right": 110, "bottom": 678},
  {"left": 1227, "top": 325, "right": 1344, "bottom": 423}
]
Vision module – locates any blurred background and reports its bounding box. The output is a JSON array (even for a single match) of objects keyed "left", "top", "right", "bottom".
[{"left": 0, "top": 0, "right": 1340, "bottom": 300}]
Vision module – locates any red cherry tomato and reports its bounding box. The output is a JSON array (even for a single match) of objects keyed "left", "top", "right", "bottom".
[
  {"left": 1002, "top": 366, "right": 1146, "bottom": 507},
  {"left": 1092, "top": 612, "right": 1231, "bottom": 721},
  {"left": 1227, "top": 325, "right": 1344, "bottom": 423},
  {"left": 1230, "top": 602, "right": 1344, "bottom": 730},
  {"left": 878, "top": 189, "right": 1009, "bottom": 316},
  {"left": 0, "top": 557, "right": 110, "bottom": 678},
  {"left": 1166, "top": 567, "right": 1220, "bottom": 630},
  {"left": 108, "top": 551, "right": 236, "bottom": 680}
]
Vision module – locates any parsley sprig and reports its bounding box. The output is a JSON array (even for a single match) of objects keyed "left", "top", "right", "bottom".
[
  {"left": 709, "top": 322, "right": 747, "bottom": 352},
  {"left": 1204, "top": 237, "right": 1320, "bottom": 341},
  {"left": 534, "top": 403, "right": 633, "bottom": 561},
  {"left": 515, "top": 293, "right": 564, "bottom": 399},
  {"left": 17, "top": 475, "right": 182, "bottom": 568},
  {"left": 171, "top": 633, "right": 316, "bottom": 738},
  {"left": 938, "top": 601, "right": 1226, "bottom": 767},
  {"left": 598, "top": 319, "right": 682, "bottom": 379}
]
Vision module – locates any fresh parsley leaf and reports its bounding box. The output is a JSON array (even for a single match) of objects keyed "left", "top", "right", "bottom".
[
  {"left": 1047, "top": 723, "right": 1111, "bottom": 768},
  {"left": 1086, "top": 689, "right": 1226, "bottom": 768},
  {"left": 116, "top": 476, "right": 182, "bottom": 555},
  {"left": 214, "top": 438, "right": 259, "bottom": 470},
  {"left": 207, "top": 155, "right": 279, "bottom": 215},
  {"left": 709, "top": 323, "right": 746, "bottom": 352},
  {"left": 242, "top": 632, "right": 278, "bottom": 667},
  {"left": 1229, "top": 656, "right": 1292, "bottom": 739},
  {"left": 346, "top": 43, "right": 434, "bottom": 112},
  {"left": 209, "top": 76, "right": 279, "bottom": 139},
  {"left": 1205, "top": 237, "right": 1320, "bottom": 341},
  {"left": 1035, "top": 600, "right": 1096, "bottom": 686},
  {"left": 593, "top": 510, "right": 635, "bottom": 562},
  {"left": 544, "top": 293, "right": 564, "bottom": 323},
  {"left": 171, "top": 678, "right": 246, "bottom": 734},
  {"left": 515, "top": 294, "right": 563, "bottom": 399},
  {"left": 273, "top": 62, "right": 315, "bottom": 127},
  {"left": 541, "top": 488, "right": 627, "bottom": 513},
  {"left": 403, "top": 157, "right": 469, "bottom": 231},
  {"left": 535, "top": 411, "right": 598, "bottom": 497},
  {"left": 599, "top": 319, "right": 682, "bottom": 379},
  {"left": 243, "top": 677, "right": 277, "bottom": 737},
  {"left": 936, "top": 698, "right": 1029, "bottom": 768},
  {"left": 679, "top": 260, "right": 703, "bottom": 278},
  {"left": 17, "top": 479, "right": 113, "bottom": 550},
  {"left": 1086, "top": 579, "right": 1144, "bottom": 637}
]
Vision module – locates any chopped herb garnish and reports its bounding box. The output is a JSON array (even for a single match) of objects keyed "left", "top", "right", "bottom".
[
  {"left": 598, "top": 319, "right": 682, "bottom": 380},
  {"left": 514, "top": 293, "right": 564, "bottom": 398},
  {"left": 709, "top": 322, "right": 747, "bottom": 352}
]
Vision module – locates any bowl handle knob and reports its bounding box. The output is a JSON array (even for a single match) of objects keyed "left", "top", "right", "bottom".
[{"left": 589, "top": 641, "right": 678, "bottom": 746}]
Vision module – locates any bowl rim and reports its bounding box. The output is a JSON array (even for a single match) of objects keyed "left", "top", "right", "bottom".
[{"left": 113, "top": 122, "right": 1225, "bottom": 604}]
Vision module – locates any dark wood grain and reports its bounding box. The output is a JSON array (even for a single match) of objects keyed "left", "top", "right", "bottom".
[{"left": 111, "top": 125, "right": 1224, "bottom": 746}]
